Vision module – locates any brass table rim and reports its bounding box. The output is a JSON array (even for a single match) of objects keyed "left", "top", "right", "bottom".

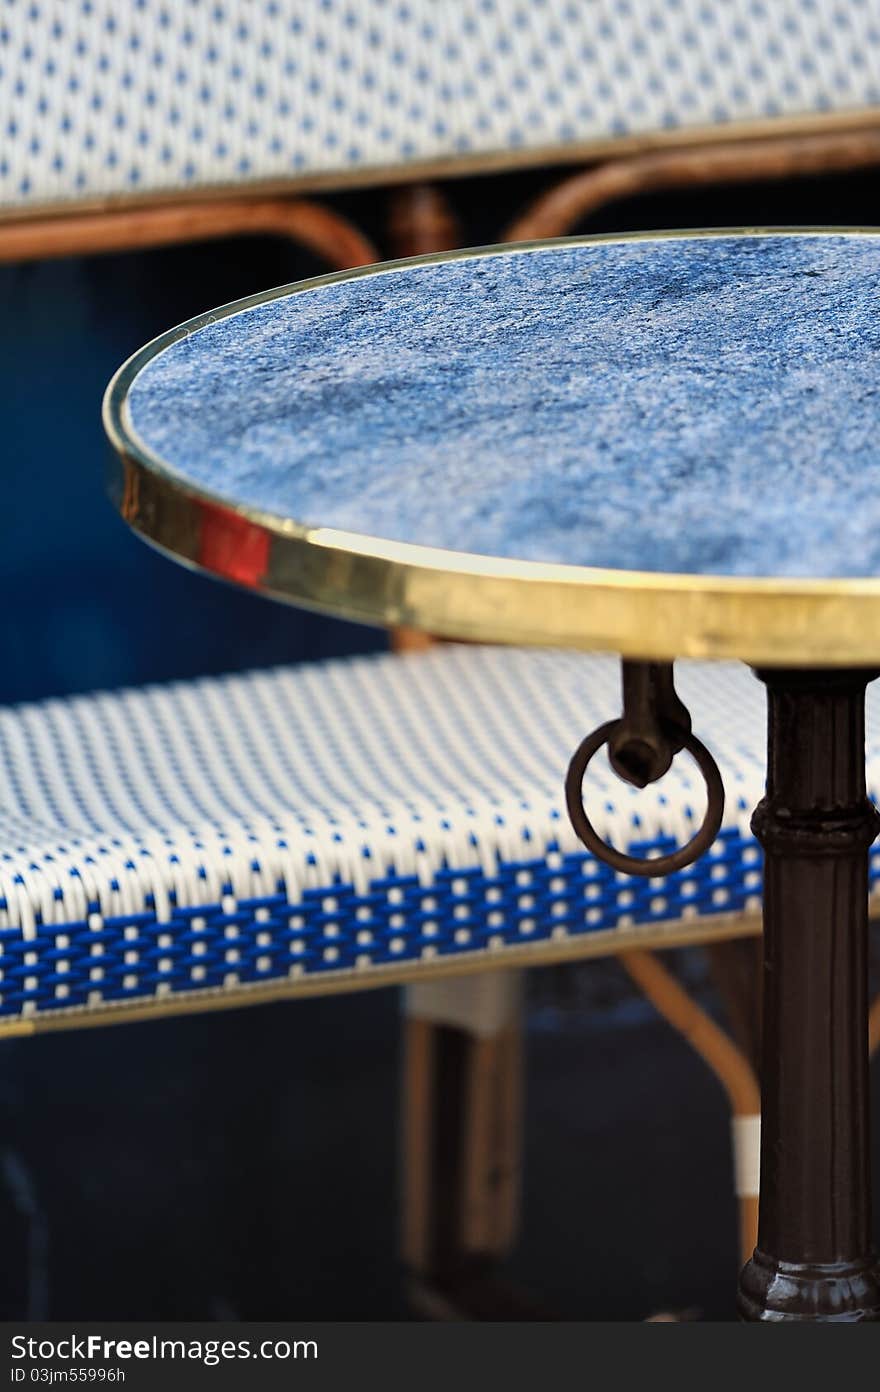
[{"left": 104, "top": 227, "right": 880, "bottom": 667}]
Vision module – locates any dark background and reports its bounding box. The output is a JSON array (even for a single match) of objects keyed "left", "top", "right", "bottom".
[{"left": 1, "top": 168, "right": 879, "bottom": 1321}]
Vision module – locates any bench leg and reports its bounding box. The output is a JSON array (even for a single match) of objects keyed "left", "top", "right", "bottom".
[
  {"left": 619, "top": 948, "right": 760, "bottom": 1267},
  {"left": 400, "top": 971, "right": 525, "bottom": 1317}
]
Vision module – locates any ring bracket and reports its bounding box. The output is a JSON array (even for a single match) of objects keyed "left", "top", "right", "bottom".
[
  {"left": 565, "top": 661, "right": 725, "bottom": 877},
  {"left": 608, "top": 661, "right": 692, "bottom": 787}
]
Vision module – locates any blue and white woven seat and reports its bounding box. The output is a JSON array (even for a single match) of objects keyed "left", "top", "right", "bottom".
[
  {"left": 2, "top": 0, "right": 879, "bottom": 210},
  {"left": 3, "top": 642, "right": 879, "bottom": 1034}
]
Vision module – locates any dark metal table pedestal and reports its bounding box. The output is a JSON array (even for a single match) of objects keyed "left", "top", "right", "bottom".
[
  {"left": 567, "top": 663, "right": 880, "bottom": 1320},
  {"left": 738, "top": 668, "right": 880, "bottom": 1321}
]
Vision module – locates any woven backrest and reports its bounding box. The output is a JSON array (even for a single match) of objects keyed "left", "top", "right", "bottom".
[{"left": 3, "top": 1, "right": 879, "bottom": 211}]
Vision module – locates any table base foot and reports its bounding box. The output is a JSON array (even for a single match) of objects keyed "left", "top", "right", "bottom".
[{"left": 738, "top": 1249, "right": 880, "bottom": 1321}]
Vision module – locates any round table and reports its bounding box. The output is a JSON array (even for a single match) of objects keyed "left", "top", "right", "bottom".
[{"left": 105, "top": 229, "right": 880, "bottom": 1321}]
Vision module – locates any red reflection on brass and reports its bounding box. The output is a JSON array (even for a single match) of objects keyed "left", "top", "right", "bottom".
[
  {"left": 198, "top": 499, "right": 270, "bottom": 587},
  {"left": 120, "top": 460, "right": 141, "bottom": 523}
]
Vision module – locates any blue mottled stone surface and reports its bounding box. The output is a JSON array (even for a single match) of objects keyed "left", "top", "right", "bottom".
[{"left": 128, "top": 233, "right": 880, "bottom": 578}]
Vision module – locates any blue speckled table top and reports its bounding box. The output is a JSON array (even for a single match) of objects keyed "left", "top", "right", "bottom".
[{"left": 127, "top": 232, "right": 880, "bottom": 579}]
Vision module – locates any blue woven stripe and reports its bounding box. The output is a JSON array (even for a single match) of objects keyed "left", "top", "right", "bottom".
[{"left": 0, "top": 825, "right": 768, "bottom": 1018}]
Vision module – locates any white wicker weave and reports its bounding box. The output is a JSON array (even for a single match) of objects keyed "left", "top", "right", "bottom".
[
  {"left": 0, "top": 643, "right": 846, "bottom": 1031},
  {"left": 2, "top": 0, "right": 878, "bottom": 209}
]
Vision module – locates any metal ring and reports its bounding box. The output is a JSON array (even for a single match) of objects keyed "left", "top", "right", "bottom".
[{"left": 565, "top": 719, "right": 726, "bottom": 877}]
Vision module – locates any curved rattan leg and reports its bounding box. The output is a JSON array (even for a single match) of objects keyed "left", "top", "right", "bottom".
[
  {"left": 391, "top": 628, "right": 435, "bottom": 654},
  {"left": 503, "top": 126, "right": 880, "bottom": 242},
  {"left": 618, "top": 947, "right": 760, "bottom": 1267},
  {"left": 870, "top": 990, "right": 880, "bottom": 1057},
  {"left": 0, "top": 196, "right": 378, "bottom": 269},
  {"left": 738, "top": 1195, "right": 760, "bottom": 1267},
  {"left": 387, "top": 182, "right": 460, "bottom": 261}
]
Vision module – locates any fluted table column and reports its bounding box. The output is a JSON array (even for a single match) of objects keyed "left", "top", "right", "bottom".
[{"left": 739, "top": 668, "right": 880, "bottom": 1321}]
